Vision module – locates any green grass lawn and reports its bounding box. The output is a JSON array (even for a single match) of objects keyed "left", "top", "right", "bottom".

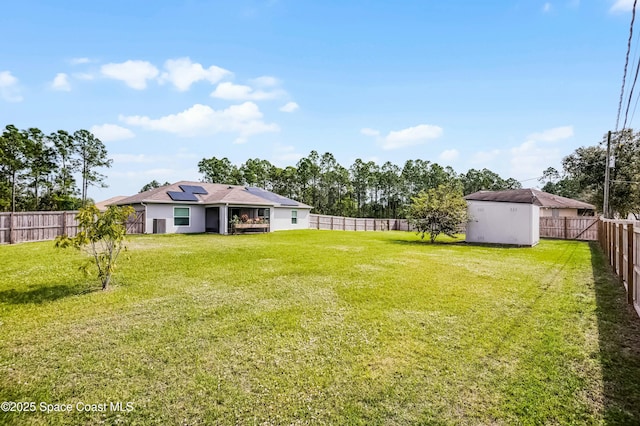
[{"left": 1, "top": 230, "right": 639, "bottom": 425}]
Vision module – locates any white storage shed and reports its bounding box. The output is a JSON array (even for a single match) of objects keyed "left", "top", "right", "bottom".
[{"left": 464, "top": 189, "right": 541, "bottom": 246}]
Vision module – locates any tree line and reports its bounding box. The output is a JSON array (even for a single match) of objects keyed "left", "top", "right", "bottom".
[
  {"left": 4, "top": 121, "right": 636, "bottom": 219},
  {"left": 0, "top": 125, "right": 111, "bottom": 212},
  {"left": 195, "top": 152, "right": 522, "bottom": 218}
]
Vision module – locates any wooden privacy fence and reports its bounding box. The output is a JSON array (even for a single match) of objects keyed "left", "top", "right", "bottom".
[
  {"left": 599, "top": 219, "right": 640, "bottom": 318},
  {"left": 0, "top": 210, "right": 145, "bottom": 244},
  {"left": 309, "top": 214, "right": 417, "bottom": 232},
  {"left": 539, "top": 216, "right": 599, "bottom": 241},
  {"left": 311, "top": 214, "right": 601, "bottom": 240}
]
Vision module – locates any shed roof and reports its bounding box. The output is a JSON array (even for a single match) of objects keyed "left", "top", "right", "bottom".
[
  {"left": 112, "top": 181, "right": 312, "bottom": 208},
  {"left": 464, "top": 188, "right": 595, "bottom": 210}
]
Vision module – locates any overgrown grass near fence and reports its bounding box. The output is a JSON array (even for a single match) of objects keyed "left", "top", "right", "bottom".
[{"left": 1, "top": 231, "right": 639, "bottom": 424}]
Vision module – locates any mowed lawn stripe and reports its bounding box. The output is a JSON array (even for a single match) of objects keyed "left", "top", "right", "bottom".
[{"left": 0, "top": 230, "right": 639, "bottom": 424}]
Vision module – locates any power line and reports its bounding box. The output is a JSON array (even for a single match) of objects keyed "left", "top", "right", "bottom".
[
  {"left": 615, "top": 0, "right": 638, "bottom": 132},
  {"left": 623, "top": 43, "right": 640, "bottom": 130},
  {"left": 518, "top": 176, "right": 544, "bottom": 183},
  {"left": 611, "top": 179, "right": 640, "bottom": 184},
  {"left": 628, "top": 13, "right": 640, "bottom": 125},
  {"left": 629, "top": 75, "right": 640, "bottom": 124}
]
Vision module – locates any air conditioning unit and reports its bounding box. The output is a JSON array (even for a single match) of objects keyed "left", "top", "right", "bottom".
[{"left": 153, "top": 219, "right": 166, "bottom": 234}]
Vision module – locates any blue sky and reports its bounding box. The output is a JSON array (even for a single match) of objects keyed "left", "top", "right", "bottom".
[{"left": 0, "top": 0, "right": 635, "bottom": 200}]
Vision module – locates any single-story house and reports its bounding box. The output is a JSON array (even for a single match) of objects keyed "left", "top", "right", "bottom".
[
  {"left": 464, "top": 188, "right": 596, "bottom": 246},
  {"left": 531, "top": 189, "right": 595, "bottom": 217},
  {"left": 111, "top": 181, "right": 312, "bottom": 235}
]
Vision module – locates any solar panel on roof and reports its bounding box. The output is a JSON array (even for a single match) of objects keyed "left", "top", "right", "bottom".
[
  {"left": 167, "top": 191, "right": 198, "bottom": 201},
  {"left": 179, "top": 185, "right": 208, "bottom": 194},
  {"left": 245, "top": 187, "right": 299, "bottom": 206}
]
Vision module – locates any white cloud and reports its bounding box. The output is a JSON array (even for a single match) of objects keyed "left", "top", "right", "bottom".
[
  {"left": 271, "top": 143, "right": 303, "bottom": 166},
  {"left": 90, "top": 124, "right": 135, "bottom": 142},
  {"left": 508, "top": 125, "right": 574, "bottom": 178},
  {"left": 211, "top": 81, "right": 284, "bottom": 101},
  {"left": 509, "top": 141, "right": 562, "bottom": 179},
  {"left": 73, "top": 72, "right": 96, "bottom": 81},
  {"left": 439, "top": 149, "right": 459, "bottom": 162},
  {"left": 543, "top": 2, "right": 552, "bottom": 12},
  {"left": 611, "top": 0, "right": 634, "bottom": 12},
  {"left": 111, "top": 154, "right": 154, "bottom": 163},
  {"left": 70, "top": 57, "right": 91, "bottom": 65},
  {"left": 0, "top": 71, "right": 22, "bottom": 102},
  {"left": 468, "top": 126, "right": 574, "bottom": 180},
  {"left": 112, "top": 167, "right": 189, "bottom": 180},
  {"left": 471, "top": 149, "right": 502, "bottom": 165},
  {"left": 526, "top": 125, "right": 573, "bottom": 142},
  {"left": 360, "top": 128, "right": 380, "bottom": 137},
  {"left": 101, "top": 60, "right": 159, "bottom": 90},
  {"left": 159, "top": 57, "right": 231, "bottom": 91},
  {"left": 250, "top": 76, "right": 280, "bottom": 87},
  {"left": 279, "top": 101, "right": 299, "bottom": 113},
  {"left": 51, "top": 73, "right": 71, "bottom": 91},
  {"left": 381, "top": 124, "right": 443, "bottom": 150},
  {"left": 120, "top": 102, "right": 279, "bottom": 143},
  {"left": 111, "top": 151, "right": 198, "bottom": 164}
]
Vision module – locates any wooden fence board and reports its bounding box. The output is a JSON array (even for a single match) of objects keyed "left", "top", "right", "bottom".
[
  {"left": 539, "top": 217, "right": 599, "bottom": 241},
  {"left": 308, "top": 214, "right": 415, "bottom": 232},
  {"left": 600, "top": 219, "right": 639, "bottom": 319},
  {"left": 0, "top": 210, "right": 145, "bottom": 244}
]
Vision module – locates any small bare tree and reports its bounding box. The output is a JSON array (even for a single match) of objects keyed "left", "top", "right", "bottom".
[{"left": 56, "top": 205, "right": 135, "bottom": 290}]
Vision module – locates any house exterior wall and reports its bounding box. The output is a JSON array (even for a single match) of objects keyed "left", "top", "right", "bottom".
[
  {"left": 145, "top": 203, "right": 206, "bottom": 234},
  {"left": 137, "top": 203, "right": 310, "bottom": 234},
  {"left": 466, "top": 200, "right": 539, "bottom": 246},
  {"left": 271, "top": 207, "right": 310, "bottom": 231},
  {"left": 540, "top": 208, "right": 578, "bottom": 217}
]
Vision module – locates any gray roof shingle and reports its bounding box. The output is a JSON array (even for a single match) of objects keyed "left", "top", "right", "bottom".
[{"left": 112, "top": 181, "right": 312, "bottom": 208}]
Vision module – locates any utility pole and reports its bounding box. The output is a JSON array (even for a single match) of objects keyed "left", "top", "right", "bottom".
[{"left": 603, "top": 130, "right": 612, "bottom": 218}]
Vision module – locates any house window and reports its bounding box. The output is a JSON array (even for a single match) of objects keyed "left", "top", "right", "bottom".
[
  {"left": 291, "top": 210, "right": 297, "bottom": 224},
  {"left": 174, "top": 207, "right": 190, "bottom": 226},
  {"left": 258, "top": 208, "right": 270, "bottom": 219}
]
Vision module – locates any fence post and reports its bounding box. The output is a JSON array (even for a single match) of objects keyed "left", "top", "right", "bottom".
[
  {"left": 610, "top": 222, "right": 615, "bottom": 268},
  {"left": 598, "top": 220, "right": 602, "bottom": 249},
  {"left": 331, "top": 216, "right": 334, "bottom": 230},
  {"left": 61, "top": 212, "right": 67, "bottom": 236},
  {"left": 628, "top": 223, "right": 635, "bottom": 305},
  {"left": 618, "top": 224, "right": 624, "bottom": 281},
  {"left": 609, "top": 222, "right": 614, "bottom": 266},
  {"left": 564, "top": 216, "right": 568, "bottom": 239},
  {"left": 605, "top": 221, "right": 608, "bottom": 261},
  {"left": 9, "top": 212, "right": 14, "bottom": 244}
]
